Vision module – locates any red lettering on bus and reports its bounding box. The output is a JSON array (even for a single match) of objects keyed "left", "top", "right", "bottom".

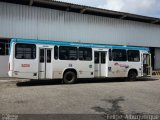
[{"left": 21, "top": 64, "right": 30, "bottom": 67}]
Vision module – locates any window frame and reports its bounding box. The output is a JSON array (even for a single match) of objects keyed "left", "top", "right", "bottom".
[
  {"left": 78, "top": 47, "right": 92, "bottom": 61},
  {"left": 127, "top": 50, "right": 140, "bottom": 62},
  {"left": 112, "top": 49, "right": 127, "bottom": 61},
  {"left": 59, "top": 46, "right": 78, "bottom": 60},
  {"left": 0, "top": 39, "right": 10, "bottom": 56},
  {"left": 15, "top": 43, "right": 36, "bottom": 59}
]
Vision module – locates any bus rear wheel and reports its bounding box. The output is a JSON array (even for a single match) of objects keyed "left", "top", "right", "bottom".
[
  {"left": 128, "top": 70, "right": 137, "bottom": 81},
  {"left": 63, "top": 71, "right": 77, "bottom": 84}
]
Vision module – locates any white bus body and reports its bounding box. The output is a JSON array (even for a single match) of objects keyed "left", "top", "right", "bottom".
[{"left": 8, "top": 38, "right": 152, "bottom": 84}]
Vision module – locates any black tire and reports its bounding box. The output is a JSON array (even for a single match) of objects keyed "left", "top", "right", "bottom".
[
  {"left": 63, "top": 71, "right": 77, "bottom": 84},
  {"left": 128, "top": 71, "right": 137, "bottom": 81}
]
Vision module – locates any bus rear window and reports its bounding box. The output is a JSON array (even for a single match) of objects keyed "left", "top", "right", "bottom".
[{"left": 15, "top": 43, "right": 36, "bottom": 59}]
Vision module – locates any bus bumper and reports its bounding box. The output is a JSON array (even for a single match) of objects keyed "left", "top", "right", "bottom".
[{"left": 8, "top": 71, "right": 13, "bottom": 77}]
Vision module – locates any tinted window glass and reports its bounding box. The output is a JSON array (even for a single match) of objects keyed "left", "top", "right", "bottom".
[
  {"left": 47, "top": 49, "right": 51, "bottom": 63},
  {"left": 127, "top": 50, "right": 140, "bottom": 62},
  {"left": 112, "top": 49, "right": 127, "bottom": 61},
  {"left": 15, "top": 43, "right": 36, "bottom": 59},
  {"left": 0, "top": 42, "right": 5, "bottom": 55},
  {"left": 101, "top": 52, "right": 106, "bottom": 64},
  {"left": 40, "top": 49, "right": 44, "bottom": 63},
  {"left": 94, "top": 52, "right": 99, "bottom": 64},
  {"left": 59, "top": 46, "right": 77, "bottom": 60},
  {"left": 79, "top": 47, "right": 92, "bottom": 61},
  {"left": 0, "top": 39, "right": 10, "bottom": 56},
  {"left": 54, "top": 46, "right": 58, "bottom": 60},
  {"left": 109, "top": 49, "right": 112, "bottom": 61}
]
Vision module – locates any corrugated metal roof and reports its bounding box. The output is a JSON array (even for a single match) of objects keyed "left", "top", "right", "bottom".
[{"left": 0, "top": 0, "right": 160, "bottom": 25}]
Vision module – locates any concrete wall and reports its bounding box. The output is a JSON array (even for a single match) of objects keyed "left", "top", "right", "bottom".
[
  {"left": 0, "top": 56, "right": 9, "bottom": 77},
  {"left": 0, "top": 2, "right": 160, "bottom": 47}
]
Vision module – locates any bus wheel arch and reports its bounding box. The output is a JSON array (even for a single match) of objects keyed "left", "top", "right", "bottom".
[
  {"left": 63, "top": 69, "right": 77, "bottom": 84},
  {"left": 127, "top": 69, "right": 138, "bottom": 81}
]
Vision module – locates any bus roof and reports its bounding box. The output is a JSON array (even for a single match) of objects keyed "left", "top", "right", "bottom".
[{"left": 11, "top": 38, "right": 149, "bottom": 51}]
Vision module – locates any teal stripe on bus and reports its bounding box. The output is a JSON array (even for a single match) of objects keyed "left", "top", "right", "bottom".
[{"left": 10, "top": 38, "right": 149, "bottom": 51}]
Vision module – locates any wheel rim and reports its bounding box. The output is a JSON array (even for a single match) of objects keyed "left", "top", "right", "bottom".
[
  {"left": 129, "top": 72, "right": 136, "bottom": 80},
  {"left": 66, "top": 73, "right": 74, "bottom": 82}
]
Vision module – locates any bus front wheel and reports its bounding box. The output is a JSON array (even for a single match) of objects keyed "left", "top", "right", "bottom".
[{"left": 63, "top": 71, "right": 77, "bottom": 84}]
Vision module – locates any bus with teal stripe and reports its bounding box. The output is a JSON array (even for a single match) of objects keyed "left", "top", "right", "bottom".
[{"left": 8, "top": 38, "right": 152, "bottom": 84}]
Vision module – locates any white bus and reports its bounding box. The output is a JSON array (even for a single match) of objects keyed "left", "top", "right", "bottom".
[{"left": 8, "top": 38, "right": 152, "bottom": 84}]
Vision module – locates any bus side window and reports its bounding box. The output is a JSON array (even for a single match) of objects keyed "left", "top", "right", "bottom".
[
  {"left": 109, "top": 49, "right": 112, "bottom": 61},
  {"left": 79, "top": 47, "right": 92, "bottom": 61},
  {"left": 112, "top": 49, "right": 127, "bottom": 61},
  {"left": 54, "top": 46, "right": 58, "bottom": 60},
  {"left": 59, "top": 46, "right": 78, "bottom": 60},
  {"left": 127, "top": 50, "right": 140, "bottom": 62}
]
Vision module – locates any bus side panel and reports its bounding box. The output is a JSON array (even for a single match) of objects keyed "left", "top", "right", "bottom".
[
  {"left": 52, "top": 60, "right": 94, "bottom": 79},
  {"left": 108, "top": 61, "right": 129, "bottom": 78},
  {"left": 76, "top": 61, "right": 94, "bottom": 78},
  {"left": 108, "top": 61, "right": 142, "bottom": 78},
  {"left": 127, "top": 62, "right": 142, "bottom": 77}
]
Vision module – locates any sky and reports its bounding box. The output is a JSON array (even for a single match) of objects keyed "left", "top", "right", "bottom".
[{"left": 56, "top": 0, "right": 160, "bottom": 18}]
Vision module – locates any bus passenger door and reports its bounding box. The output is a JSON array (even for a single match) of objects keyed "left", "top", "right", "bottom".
[
  {"left": 39, "top": 48, "right": 52, "bottom": 79},
  {"left": 94, "top": 51, "right": 108, "bottom": 78},
  {"left": 143, "top": 53, "right": 152, "bottom": 76}
]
